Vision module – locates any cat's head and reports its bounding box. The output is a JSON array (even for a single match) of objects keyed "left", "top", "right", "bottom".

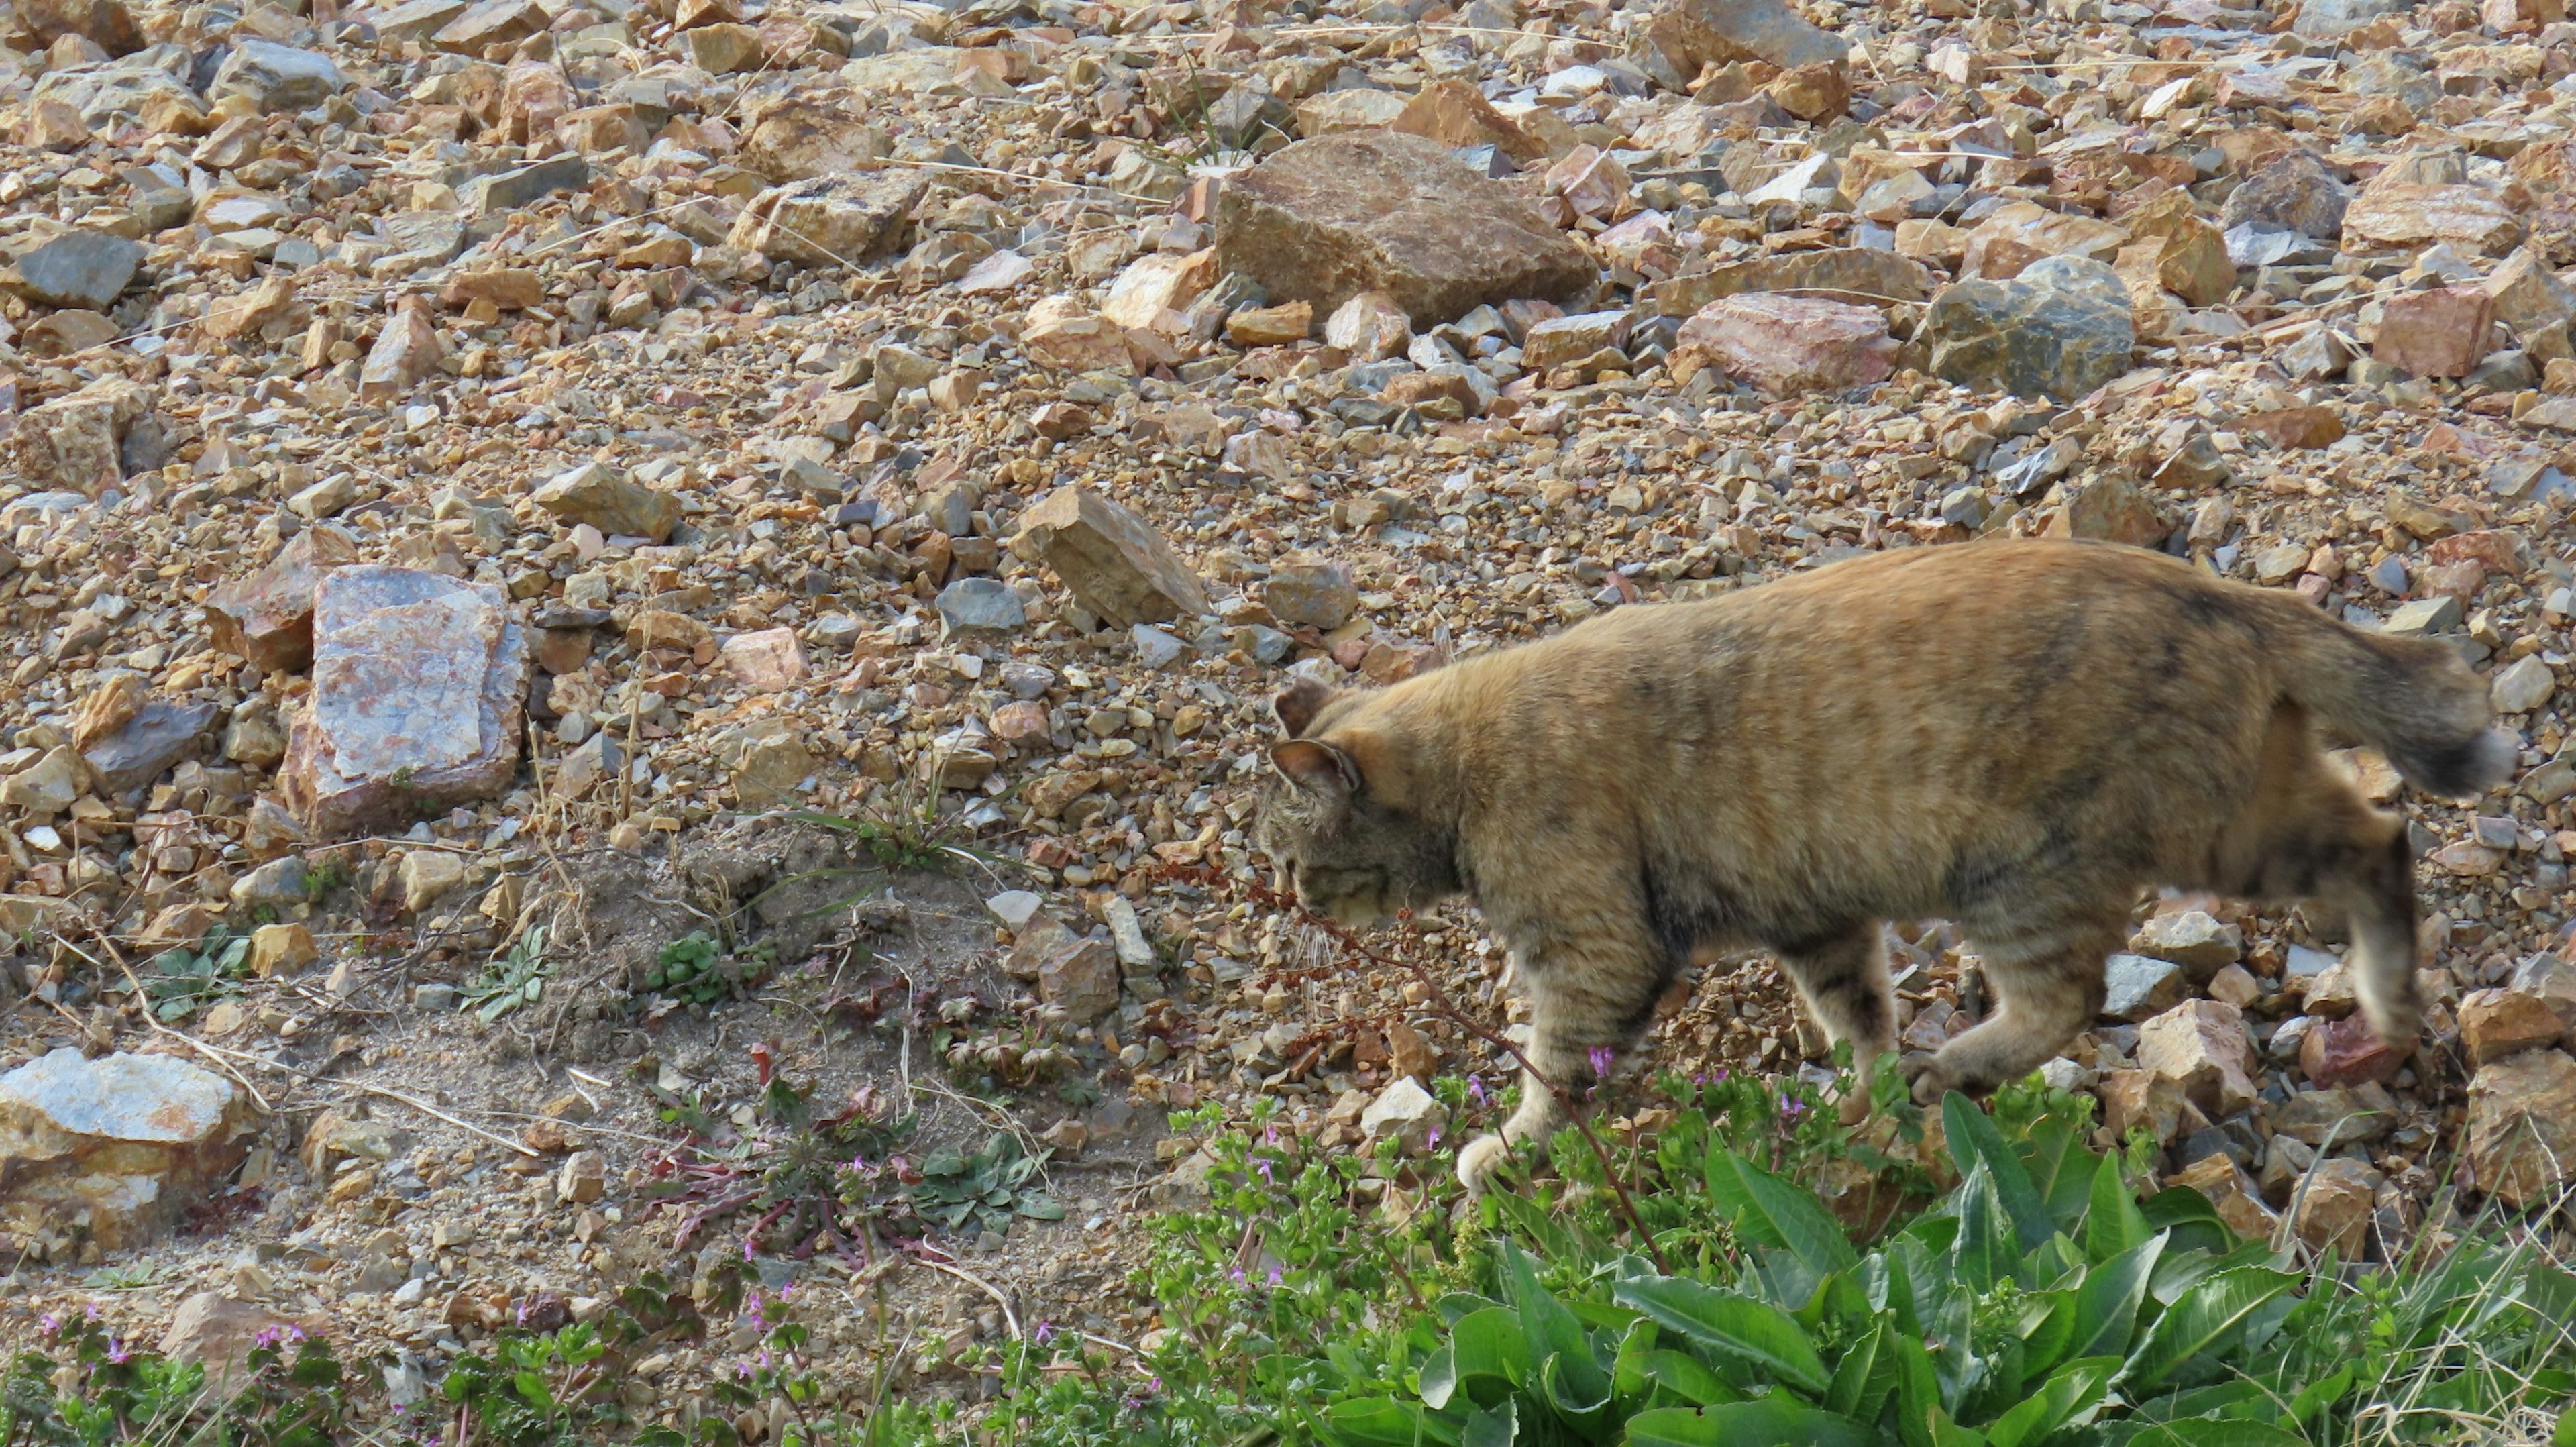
[{"left": 1254, "top": 676, "right": 1460, "bottom": 926}]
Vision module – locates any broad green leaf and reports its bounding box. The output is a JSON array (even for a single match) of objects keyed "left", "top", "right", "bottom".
[
  {"left": 2119, "top": 1267, "right": 2301, "bottom": 1393},
  {"left": 1625, "top": 1401, "right": 1878, "bottom": 1447},
  {"left": 2140, "top": 1187, "right": 2236, "bottom": 1258},
  {"left": 1951, "top": 1164, "right": 2014, "bottom": 1293},
  {"left": 1825, "top": 1321, "right": 1897, "bottom": 1424},
  {"left": 1460, "top": 1401, "right": 1517, "bottom": 1447},
  {"left": 1542, "top": 1350, "right": 1615, "bottom": 1426},
  {"left": 1892, "top": 1327, "right": 1943, "bottom": 1447},
  {"left": 2122, "top": 1421, "right": 2309, "bottom": 1447},
  {"left": 1425, "top": 1308, "right": 1528, "bottom": 1408},
  {"left": 1931, "top": 1409, "right": 1994, "bottom": 1447},
  {"left": 1945, "top": 1093, "right": 2055, "bottom": 1251},
  {"left": 2021, "top": 1113, "right": 2096, "bottom": 1229},
  {"left": 1987, "top": 1356, "right": 2119, "bottom": 1447},
  {"left": 2017, "top": 1289, "right": 2078, "bottom": 1379},
  {"left": 2284, "top": 1366, "right": 2351, "bottom": 1428},
  {"left": 2071, "top": 1232, "right": 2168, "bottom": 1363},
  {"left": 1495, "top": 1242, "right": 1608, "bottom": 1407},
  {"left": 2087, "top": 1153, "right": 2151, "bottom": 1263},
  {"left": 2554, "top": 1406, "right": 2576, "bottom": 1447},
  {"left": 1705, "top": 1148, "right": 1860, "bottom": 1275},
  {"left": 1622, "top": 1348, "right": 1737, "bottom": 1408},
  {"left": 1611, "top": 1277, "right": 1829, "bottom": 1396},
  {"left": 1323, "top": 1397, "right": 1464, "bottom": 1446}
]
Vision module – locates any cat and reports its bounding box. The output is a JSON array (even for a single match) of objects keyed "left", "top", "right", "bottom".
[{"left": 1254, "top": 538, "right": 2513, "bottom": 1193}]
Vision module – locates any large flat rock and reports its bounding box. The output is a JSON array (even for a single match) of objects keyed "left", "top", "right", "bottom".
[{"left": 0, "top": 1049, "right": 251, "bottom": 1259}]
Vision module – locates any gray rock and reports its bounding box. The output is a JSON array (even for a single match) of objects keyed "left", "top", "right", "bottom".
[
  {"left": 0, "top": 1049, "right": 252, "bottom": 1258},
  {"left": 2292, "top": 0, "right": 2410, "bottom": 36},
  {"left": 2386, "top": 596, "right": 2463, "bottom": 635},
  {"left": 1264, "top": 553, "right": 1360, "bottom": 629},
  {"left": 1918, "top": 256, "right": 2135, "bottom": 400},
  {"left": 211, "top": 39, "right": 344, "bottom": 111},
  {"left": 984, "top": 890, "right": 1044, "bottom": 929},
  {"left": 2103, "top": 953, "right": 2188, "bottom": 1022},
  {"left": 380, "top": 212, "right": 466, "bottom": 267},
  {"left": 1131, "top": 623, "right": 1189, "bottom": 667},
  {"left": 2220, "top": 151, "right": 2349, "bottom": 242},
  {"left": 83, "top": 699, "right": 219, "bottom": 792},
  {"left": 4, "top": 230, "right": 144, "bottom": 311},
  {"left": 936, "top": 577, "right": 1026, "bottom": 635},
  {"left": 460, "top": 156, "right": 592, "bottom": 217},
  {"left": 230, "top": 855, "right": 313, "bottom": 910}
]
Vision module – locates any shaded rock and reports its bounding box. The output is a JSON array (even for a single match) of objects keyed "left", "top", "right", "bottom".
[
  {"left": 209, "top": 40, "right": 344, "bottom": 113},
  {"left": 719, "top": 629, "right": 806, "bottom": 691},
  {"left": 10, "top": 376, "right": 152, "bottom": 495},
  {"left": 2270, "top": 1083, "right": 2396, "bottom": 1148},
  {"left": 1264, "top": 553, "right": 1360, "bottom": 630},
  {"left": 728, "top": 718, "right": 816, "bottom": 806},
  {"left": 360, "top": 296, "right": 445, "bottom": 403},
  {"left": 2463, "top": 1047, "right": 2576, "bottom": 1208},
  {"left": 84, "top": 699, "right": 219, "bottom": 792},
  {"left": 1, "top": 229, "right": 143, "bottom": 311},
  {"left": 1012, "top": 487, "right": 1211, "bottom": 626},
  {"left": 2458, "top": 988, "right": 2564, "bottom": 1067},
  {"left": 460, "top": 156, "right": 590, "bottom": 217},
  {"left": 160, "top": 1295, "right": 305, "bottom": 1393},
  {"left": 2298, "top": 1013, "right": 2407, "bottom": 1087},
  {"left": 1650, "top": 246, "right": 1934, "bottom": 313},
  {"left": 10, "top": 0, "right": 140, "bottom": 54},
  {"left": 2167, "top": 1152, "right": 2280, "bottom": 1240},
  {"left": 2102, "top": 952, "right": 2188, "bottom": 1021},
  {"left": 2343, "top": 186, "right": 2523, "bottom": 257},
  {"left": 2048, "top": 475, "right": 2169, "bottom": 548},
  {"left": 2131, "top": 909, "right": 2242, "bottom": 981},
  {"left": 727, "top": 172, "right": 928, "bottom": 267},
  {"left": 1629, "top": 0, "right": 1847, "bottom": 92},
  {"left": 0, "top": 1049, "right": 251, "bottom": 1259},
  {"left": 2286, "top": 1157, "right": 2382, "bottom": 1256},
  {"left": 2099, "top": 1067, "right": 2190, "bottom": 1142},
  {"left": 1325, "top": 291, "right": 1413, "bottom": 362},
  {"left": 1961, "top": 200, "right": 2131, "bottom": 280},
  {"left": 1392, "top": 78, "right": 1544, "bottom": 164},
  {"left": 1672, "top": 292, "right": 1894, "bottom": 394},
  {"left": 1038, "top": 936, "right": 1120, "bottom": 1024},
  {"left": 1216, "top": 131, "right": 1593, "bottom": 327},
  {"left": 280, "top": 568, "right": 531, "bottom": 837},
  {"left": 2139, "top": 998, "right": 2259, "bottom": 1117},
  {"left": 2374, "top": 285, "right": 2497, "bottom": 378},
  {"left": 532, "top": 463, "right": 678, "bottom": 543},
  {"left": 2219, "top": 150, "right": 2349, "bottom": 240},
  {"left": 937, "top": 576, "right": 1028, "bottom": 635},
  {"left": 1358, "top": 1075, "right": 1448, "bottom": 1153},
  {"left": 204, "top": 523, "right": 359, "bottom": 672},
  {"left": 1919, "top": 256, "right": 2135, "bottom": 399}
]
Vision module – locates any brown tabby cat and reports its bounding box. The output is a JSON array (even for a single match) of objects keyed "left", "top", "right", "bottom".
[{"left": 1255, "top": 539, "right": 2512, "bottom": 1191}]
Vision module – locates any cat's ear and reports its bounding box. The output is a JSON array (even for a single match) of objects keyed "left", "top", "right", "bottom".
[
  {"left": 1271, "top": 739, "right": 1357, "bottom": 795},
  {"left": 1273, "top": 676, "right": 1338, "bottom": 737}
]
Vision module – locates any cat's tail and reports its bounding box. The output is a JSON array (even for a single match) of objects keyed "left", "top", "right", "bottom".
[{"left": 2252, "top": 591, "right": 2516, "bottom": 800}]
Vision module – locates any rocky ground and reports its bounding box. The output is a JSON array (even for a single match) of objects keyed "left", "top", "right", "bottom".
[{"left": 4, "top": 0, "right": 2576, "bottom": 1420}]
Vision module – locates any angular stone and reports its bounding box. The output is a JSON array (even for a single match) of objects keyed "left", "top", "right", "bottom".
[
  {"left": 400, "top": 849, "right": 466, "bottom": 912},
  {"left": 1012, "top": 487, "right": 1211, "bottom": 627},
  {"left": 728, "top": 718, "right": 814, "bottom": 806},
  {"left": 360, "top": 296, "right": 444, "bottom": 403},
  {"left": 280, "top": 568, "right": 531, "bottom": 837},
  {"left": 2219, "top": 150, "right": 2348, "bottom": 241},
  {"left": 1325, "top": 291, "right": 1413, "bottom": 362},
  {"left": 2343, "top": 186, "right": 2522, "bottom": 257},
  {"left": 2374, "top": 286, "right": 2496, "bottom": 379},
  {"left": 204, "top": 523, "right": 358, "bottom": 672},
  {"left": 1653, "top": 247, "right": 1935, "bottom": 316},
  {"left": 2510, "top": 951, "right": 2576, "bottom": 1032},
  {"left": 557, "top": 1149, "right": 606, "bottom": 1204},
  {"left": 531, "top": 463, "right": 678, "bottom": 542},
  {"left": 11, "top": 0, "right": 140, "bottom": 53},
  {"left": 1038, "top": 936, "right": 1120, "bottom": 1024},
  {"left": 209, "top": 40, "right": 343, "bottom": 113},
  {"left": 1265, "top": 553, "right": 1360, "bottom": 630},
  {"left": 2139, "top": 998, "right": 2259, "bottom": 1118},
  {"left": 2286, "top": 1157, "right": 2381, "bottom": 1255},
  {"left": 84, "top": 699, "right": 219, "bottom": 792},
  {"left": 433, "top": 0, "right": 546, "bottom": 52},
  {"left": 2271, "top": 1083, "right": 2396, "bottom": 1147},
  {"left": 2458, "top": 988, "right": 2564, "bottom": 1067},
  {"left": 159, "top": 1295, "right": 305, "bottom": 1393},
  {"left": 719, "top": 628, "right": 806, "bottom": 691},
  {"left": 1100, "top": 250, "right": 1220, "bottom": 331},
  {"left": 3, "top": 748, "right": 85, "bottom": 816},
  {"left": 1024, "top": 306, "right": 1136, "bottom": 372},
  {"left": 2168, "top": 1152, "right": 2280, "bottom": 1240},
  {"left": 2048, "top": 475, "right": 2169, "bottom": 547},
  {"left": 2298, "top": 1013, "right": 2408, "bottom": 1087},
  {"left": 2102, "top": 952, "right": 2188, "bottom": 1021},
  {"left": 1919, "top": 256, "right": 2135, "bottom": 400},
  {"left": 936, "top": 576, "right": 1027, "bottom": 635},
  {"left": 10, "top": 376, "right": 151, "bottom": 496},
  {"left": 2487, "top": 248, "right": 2576, "bottom": 337},
  {"left": 1393, "top": 78, "right": 1545, "bottom": 164},
  {"left": 2131, "top": 909, "right": 2242, "bottom": 981},
  {"left": 2491, "top": 655, "right": 2556, "bottom": 714},
  {"left": 459, "top": 155, "right": 590, "bottom": 217},
  {"left": 1672, "top": 293, "right": 1895, "bottom": 395},
  {"left": 1216, "top": 131, "right": 1593, "bottom": 327},
  {"left": 248, "top": 922, "right": 317, "bottom": 977},
  {"left": 1628, "top": 0, "right": 1847, "bottom": 92},
  {"left": 2121, "top": 193, "right": 2235, "bottom": 308},
  {"left": 1, "top": 229, "right": 142, "bottom": 311},
  {"left": 727, "top": 172, "right": 928, "bottom": 268},
  {"left": 0, "top": 1049, "right": 251, "bottom": 1258},
  {"left": 1227, "top": 301, "right": 1313, "bottom": 347},
  {"left": 1358, "top": 1075, "right": 1448, "bottom": 1153},
  {"left": 2241, "top": 405, "right": 2345, "bottom": 450},
  {"left": 203, "top": 273, "right": 299, "bottom": 341},
  {"left": 1297, "top": 88, "right": 1409, "bottom": 136},
  {"left": 2098, "top": 1067, "right": 2189, "bottom": 1142},
  {"left": 2464, "top": 1047, "right": 2576, "bottom": 1208},
  {"left": 682, "top": 21, "right": 763, "bottom": 72},
  {"left": 1961, "top": 200, "right": 2131, "bottom": 280}
]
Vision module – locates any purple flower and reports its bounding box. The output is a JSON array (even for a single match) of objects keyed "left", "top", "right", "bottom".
[
  {"left": 1264, "top": 1265, "right": 1283, "bottom": 1288},
  {"left": 1587, "top": 1046, "right": 1615, "bottom": 1079},
  {"left": 1466, "top": 1075, "right": 1487, "bottom": 1106},
  {"left": 514, "top": 1301, "right": 530, "bottom": 1327},
  {"left": 1781, "top": 1095, "right": 1807, "bottom": 1120},
  {"left": 1262, "top": 1122, "right": 1279, "bottom": 1147},
  {"left": 741, "top": 1236, "right": 757, "bottom": 1261},
  {"left": 105, "top": 1336, "right": 128, "bottom": 1365},
  {"left": 285, "top": 1325, "right": 305, "bottom": 1342},
  {"left": 1252, "top": 1155, "right": 1274, "bottom": 1185},
  {"left": 38, "top": 1313, "right": 61, "bottom": 1338},
  {"left": 1033, "top": 1321, "right": 1057, "bottom": 1345},
  {"left": 1426, "top": 1124, "right": 1442, "bottom": 1148}
]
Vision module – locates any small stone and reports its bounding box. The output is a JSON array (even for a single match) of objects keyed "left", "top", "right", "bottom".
[
  {"left": 399, "top": 849, "right": 466, "bottom": 913},
  {"left": 985, "top": 890, "right": 1044, "bottom": 930},
  {"left": 1216, "top": 131, "right": 1593, "bottom": 327},
  {"left": 2167, "top": 1152, "right": 2280, "bottom": 1240},
  {"left": 532, "top": 464, "right": 678, "bottom": 543},
  {"left": 1100, "top": 250, "right": 1220, "bottom": 331},
  {"left": 727, "top": 172, "right": 928, "bottom": 268},
  {"left": 85, "top": 700, "right": 220, "bottom": 792},
  {"left": 555, "top": 1149, "right": 606, "bottom": 1204},
  {"left": 2241, "top": 405, "right": 2345, "bottom": 450},
  {"left": 2099, "top": 1067, "right": 2190, "bottom": 1142},
  {"left": 209, "top": 39, "right": 344, "bottom": 113},
  {"left": 1628, "top": 0, "right": 1847, "bottom": 90},
  {"left": 2298, "top": 1013, "right": 2408, "bottom": 1087},
  {"left": 1038, "top": 936, "right": 1120, "bottom": 1024},
  {"left": 1324, "top": 292, "right": 1413, "bottom": 363},
  {"left": 0, "top": 1049, "right": 251, "bottom": 1257},
  {"left": 737, "top": 91, "right": 889, "bottom": 182},
  {"left": 2374, "top": 286, "right": 2498, "bottom": 379},
  {"left": 1358, "top": 1075, "right": 1448, "bottom": 1153},
  {"left": 720, "top": 628, "right": 807, "bottom": 690},
  {"left": 2457, "top": 988, "right": 2564, "bottom": 1067},
  {"left": 729, "top": 720, "right": 816, "bottom": 807},
  {"left": 1673, "top": 293, "right": 1896, "bottom": 395},
  {"left": 9, "top": 376, "right": 152, "bottom": 496},
  {"left": 2343, "top": 185, "right": 2522, "bottom": 258},
  {"left": 1, "top": 229, "right": 143, "bottom": 311},
  {"left": 2286, "top": 1157, "right": 2383, "bottom": 1256},
  {"left": 1013, "top": 488, "right": 1211, "bottom": 627},
  {"left": 1383, "top": 1018, "right": 1439, "bottom": 1081},
  {"left": 159, "top": 1295, "right": 303, "bottom": 1393},
  {"left": 1919, "top": 256, "right": 2135, "bottom": 400},
  {"left": 2490, "top": 655, "right": 2555, "bottom": 714},
  {"left": 11, "top": 0, "right": 141, "bottom": 54},
  {"left": 359, "top": 297, "right": 445, "bottom": 403},
  {"left": 2047, "top": 475, "right": 2169, "bottom": 548},
  {"left": 1263, "top": 554, "right": 1360, "bottom": 630},
  {"left": 2131, "top": 909, "right": 2242, "bottom": 981},
  {"left": 2218, "top": 150, "right": 2349, "bottom": 240},
  {"left": 937, "top": 577, "right": 1028, "bottom": 635},
  {"left": 1131, "top": 624, "right": 1189, "bottom": 667},
  {"left": 1392, "top": 78, "right": 1544, "bottom": 163},
  {"left": 2102, "top": 953, "right": 2188, "bottom": 1021},
  {"left": 2465, "top": 1047, "right": 2576, "bottom": 1208},
  {"left": 248, "top": 923, "right": 317, "bottom": 978},
  {"left": 2271, "top": 1083, "right": 2397, "bottom": 1147},
  {"left": 2138, "top": 999, "right": 2260, "bottom": 1118},
  {"left": 1226, "top": 301, "right": 1313, "bottom": 347}
]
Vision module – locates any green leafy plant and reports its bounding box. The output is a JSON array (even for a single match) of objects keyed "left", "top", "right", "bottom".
[
  {"left": 912, "top": 1132, "right": 1063, "bottom": 1238},
  {"left": 464, "top": 923, "right": 552, "bottom": 1024},
  {"left": 645, "top": 930, "right": 773, "bottom": 1005},
  {"left": 140, "top": 926, "right": 250, "bottom": 1023},
  {"left": 2, "top": 1307, "right": 352, "bottom": 1447},
  {"left": 435, "top": 1322, "right": 619, "bottom": 1446},
  {"left": 644, "top": 1069, "right": 926, "bottom": 1263}
]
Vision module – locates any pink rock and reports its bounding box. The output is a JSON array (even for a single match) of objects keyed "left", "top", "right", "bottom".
[
  {"left": 2299, "top": 1013, "right": 2408, "bottom": 1087},
  {"left": 359, "top": 295, "right": 445, "bottom": 403},
  {"left": 1675, "top": 293, "right": 1897, "bottom": 395},
  {"left": 719, "top": 627, "right": 807, "bottom": 692},
  {"left": 2373, "top": 285, "right": 2497, "bottom": 378}
]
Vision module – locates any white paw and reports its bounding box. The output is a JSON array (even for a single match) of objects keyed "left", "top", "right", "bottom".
[{"left": 1456, "top": 1134, "right": 1510, "bottom": 1194}]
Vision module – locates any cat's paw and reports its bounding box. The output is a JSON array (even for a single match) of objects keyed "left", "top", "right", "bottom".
[
  {"left": 1900, "top": 1053, "right": 1956, "bottom": 1106},
  {"left": 1456, "top": 1134, "right": 1511, "bottom": 1195}
]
